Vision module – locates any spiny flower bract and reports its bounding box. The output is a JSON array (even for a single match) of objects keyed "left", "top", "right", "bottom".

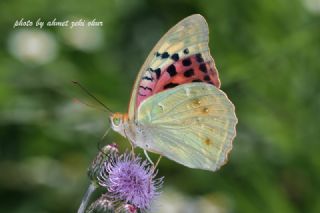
[{"left": 88, "top": 143, "right": 119, "bottom": 183}]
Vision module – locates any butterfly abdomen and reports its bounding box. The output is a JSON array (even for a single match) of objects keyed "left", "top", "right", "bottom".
[{"left": 137, "top": 52, "right": 220, "bottom": 108}]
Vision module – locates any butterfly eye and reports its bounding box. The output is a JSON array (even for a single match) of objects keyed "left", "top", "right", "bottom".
[{"left": 113, "top": 117, "right": 121, "bottom": 126}]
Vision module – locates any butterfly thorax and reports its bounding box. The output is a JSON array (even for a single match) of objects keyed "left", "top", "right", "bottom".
[{"left": 110, "top": 112, "right": 152, "bottom": 150}]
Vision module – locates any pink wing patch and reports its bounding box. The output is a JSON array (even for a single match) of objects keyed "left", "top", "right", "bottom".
[{"left": 136, "top": 50, "right": 220, "bottom": 108}]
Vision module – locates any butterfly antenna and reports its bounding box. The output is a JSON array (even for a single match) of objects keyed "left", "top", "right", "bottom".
[
  {"left": 73, "top": 98, "right": 108, "bottom": 112},
  {"left": 72, "top": 81, "right": 113, "bottom": 114}
]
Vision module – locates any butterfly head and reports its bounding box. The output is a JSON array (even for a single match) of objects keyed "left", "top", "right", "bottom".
[{"left": 109, "top": 112, "right": 128, "bottom": 137}]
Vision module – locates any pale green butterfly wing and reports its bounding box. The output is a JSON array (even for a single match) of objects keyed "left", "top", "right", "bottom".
[
  {"left": 136, "top": 82, "right": 237, "bottom": 171},
  {"left": 128, "top": 14, "right": 220, "bottom": 121}
]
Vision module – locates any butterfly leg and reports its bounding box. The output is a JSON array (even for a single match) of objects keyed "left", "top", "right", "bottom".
[
  {"left": 154, "top": 155, "right": 162, "bottom": 169},
  {"left": 150, "top": 155, "right": 162, "bottom": 173},
  {"left": 130, "top": 142, "right": 135, "bottom": 158},
  {"left": 144, "top": 149, "right": 154, "bottom": 165}
]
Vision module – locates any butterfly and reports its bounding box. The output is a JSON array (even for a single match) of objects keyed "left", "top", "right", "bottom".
[{"left": 109, "top": 14, "right": 237, "bottom": 172}]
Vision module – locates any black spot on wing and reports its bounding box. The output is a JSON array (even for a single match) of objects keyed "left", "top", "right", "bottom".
[
  {"left": 171, "top": 53, "right": 179, "bottom": 61},
  {"left": 183, "top": 48, "right": 189, "bottom": 54},
  {"left": 184, "top": 69, "right": 194, "bottom": 77},
  {"left": 164, "top": 83, "right": 179, "bottom": 89},
  {"left": 192, "top": 79, "right": 202, "bottom": 82},
  {"left": 155, "top": 51, "right": 170, "bottom": 59},
  {"left": 167, "top": 64, "right": 177, "bottom": 77},
  {"left": 149, "top": 68, "right": 161, "bottom": 79},
  {"left": 199, "top": 64, "right": 207, "bottom": 73},
  {"left": 196, "top": 53, "right": 204, "bottom": 63},
  {"left": 182, "top": 58, "right": 192, "bottom": 66},
  {"left": 161, "top": 52, "right": 170, "bottom": 59},
  {"left": 139, "top": 86, "right": 152, "bottom": 91},
  {"left": 142, "top": 76, "right": 154, "bottom": 81},
  {"left": 204, "top": 75, "right": 211, "bottom": 81},
  {"left": 154, "top": 68, "right": 161, "bottom": 79}
]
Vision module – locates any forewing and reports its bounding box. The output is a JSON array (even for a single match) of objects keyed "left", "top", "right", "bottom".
[
  {"left": 128, "top": 14, "right": 220, "bottom": 121},
  {"left": 136, "top": 83, "right": 237, "bottom": 171}
]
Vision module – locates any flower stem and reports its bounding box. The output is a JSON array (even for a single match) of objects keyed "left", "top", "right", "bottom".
[{"left": 77, "top": 183, "right": 97, "bottom": 213}]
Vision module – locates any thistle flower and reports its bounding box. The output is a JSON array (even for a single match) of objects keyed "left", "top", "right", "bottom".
[
  {"left": 98, "top": 153, "right": 163, "bottom": 211},
  {"left": 79, "top": 144, "right": 163, "bottom": 213},
  {"left": 78, "top": 144, "right": 119, "bottom": 213}
]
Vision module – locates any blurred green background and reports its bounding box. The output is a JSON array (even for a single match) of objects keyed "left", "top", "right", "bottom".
[{"left": 1, "top": 0, "right": 320, "bottom": 212}]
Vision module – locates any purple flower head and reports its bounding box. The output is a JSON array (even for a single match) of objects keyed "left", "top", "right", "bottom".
[{"left": 98, "top": 152, "right": 163, "bottom": 211}]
